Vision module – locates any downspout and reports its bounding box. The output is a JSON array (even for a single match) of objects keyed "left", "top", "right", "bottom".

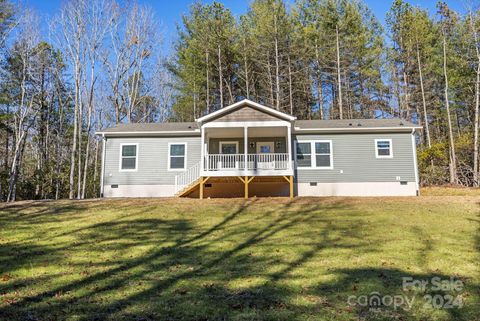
[
  {"left": 411, "top": 128, "right": 420, "bottom": 196},
  {"left": 100, "top": 134, "right": 106, "bottom": 198}
]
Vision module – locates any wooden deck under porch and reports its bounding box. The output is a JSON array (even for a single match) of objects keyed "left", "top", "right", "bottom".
[{"left": 178, "top": 175, "right": 294, "bottom": 199}]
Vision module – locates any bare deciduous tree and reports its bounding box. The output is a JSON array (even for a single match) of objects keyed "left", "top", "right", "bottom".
[
  {"left": 52, "top": 0, "right": 88, "bottom": 199},
  {"left": 7, "top": 9, "right": 41, "bottom": 201}
]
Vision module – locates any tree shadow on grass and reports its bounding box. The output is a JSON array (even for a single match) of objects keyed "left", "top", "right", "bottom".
[
  {"left": 0, "top": 201, "right": 86, "bottom": 225},
  {"left": 0, "top": 199, "right": 478, "bottom": 321},
  {"left": 315, "top": 267, "right": 479, "bottom": 321}
]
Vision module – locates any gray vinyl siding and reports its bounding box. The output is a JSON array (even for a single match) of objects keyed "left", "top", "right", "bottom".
[
  {"left": 104, "top": 136, "right": 201, "bottom": 186},
  {"left": 102, "top": 132, "right": 416, "bottom": 187},
  {"left": 208, "top": 137, "right": 287, "bottom": 154},
  {"left": 293, "top": 132, "right": 416, "bottom": 183}
]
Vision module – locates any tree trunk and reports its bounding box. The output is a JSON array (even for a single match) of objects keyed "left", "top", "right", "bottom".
[
  {"left": 69, "top": 63, "right": 80, "bottom": 199},
  {"left": 274, "top": 14, "right": 280, "bottom": 111},
  {"left": 345, "top": 76, "right": 353, "bottom": 118},
  {"left": 287, "top": 54, "right": 293, "bottom": 115},
  {"left": 81, "top": 60, "right": 97, "bottom": 199},
  {"left": 442, "top": 36, "right": 457, "bottom": 184},
  {"left": 193, "top": 64, "right": 197, "bottom": 119},
  {"left": 474, "top": 65, "right": 479, "bottom": 186},
  {"left": 206, "top": 50, "right": 210, "bottom": 113},
  {"left": 469, "top": 12, "right": 480, "bottom": 187},
  {"left": 266, "top": 53, "right": 274, "bottom": 107},
  {"left": 335, "top": 25, "right": 343, "bottom": 119},
  {"left": 315, "top": 41, "right": 324, "bottom": 120},
  {"left": 4, "top": 105, "right": 9, "bottom": 173},
  {"left": 77, "top": 89, "right": 83, "bottom": 199},
  {"left": 55, "top": 77, "right": 65, "bottom": 200},
  {"left": 416, "top": 43, "right": 431, "bottom": 148},
  {"left": 243, "top": 37, "right": 250, "bottom": 99},
  {"left": 224, "top": 77, "right": 234, "bottom": 104},
  {"left": 217, "top": 45, "right": 223, "bottom": 109},
  {"left": 8, "top": 139, "right": 23, "bottom": 202},
  {"left": 8, "top": 57, "right": 33, "bottom": 202}
]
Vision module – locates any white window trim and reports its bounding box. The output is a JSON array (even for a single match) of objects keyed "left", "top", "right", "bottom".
[
  {"left": 219, "top": 141, "right": 239, "bottom": 154},
  {"left": 119, "top": 143, "right": 139, "bottom": 172},
  {"left": 168, "top": 142, "right": 187, "bottom": 171},
  {"left": 294, "top": 140, "right": 333, "bottom": 170},
  {"left": 375, "top": 139, "right": 393, "bottom": 158}
]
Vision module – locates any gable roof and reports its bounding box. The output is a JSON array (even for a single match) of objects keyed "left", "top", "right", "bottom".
[
  {"left": 97, "top": 98, "right": 421, "bottom": 136},
  {"left": 196, "top": 99, "right": 296, "bottom": 123},
  {"left": 97, "top": 118, "right": 420, "bottom": 136}
]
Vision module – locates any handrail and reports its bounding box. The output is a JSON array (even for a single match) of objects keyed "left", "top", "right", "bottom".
[{"left": 174, "top": 161, "right": 201, "bottom": 194}]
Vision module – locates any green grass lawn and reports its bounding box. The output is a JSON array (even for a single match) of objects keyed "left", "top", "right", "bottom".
[{"left": 0, "top": 191, "right": 479, "bottom": 321}]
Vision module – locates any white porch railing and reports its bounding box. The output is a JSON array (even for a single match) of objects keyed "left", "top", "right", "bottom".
[
  {"left": 174, "top": 161, "right": 201, "bottom": 194},
  {"left": 205, "top": 154, "right": 245, "bottom": 171},
  {"left": 247, "top": 153, "right": 290, "bottom": 170},
  {"left": 204, "top": 153, "right": 290, "bottom": 171}
]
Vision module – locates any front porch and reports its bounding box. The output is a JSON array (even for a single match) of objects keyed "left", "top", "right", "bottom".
[
  {"left": 174, "top": 123, "right": 295, "bottom": 198},
  {"left": 174, "top": 99, "right": 297, "bottom": 199},
  {"left": 200, "top": 125, "right": 294, "bottom": 177}
]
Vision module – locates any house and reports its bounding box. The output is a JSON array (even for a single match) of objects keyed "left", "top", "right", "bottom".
[{"left": 97, "top": 99, "right": 421, "bottom": 198}]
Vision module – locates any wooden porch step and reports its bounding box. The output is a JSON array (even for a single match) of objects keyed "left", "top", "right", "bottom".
[{"left": 175, "top": 178, "right": 202, "bottom": 197}]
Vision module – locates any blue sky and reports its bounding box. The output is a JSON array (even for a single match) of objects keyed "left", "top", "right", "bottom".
[{"left": 24, "top": 0, "right": 466, "bottom": 53}]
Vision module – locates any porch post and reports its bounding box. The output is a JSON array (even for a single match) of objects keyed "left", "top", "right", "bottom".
[
  {"left": 199, "top": 176, "right": 204, "bottom": 199},
  {"left": 287, "top": 124, "right": 292, "bottom": 169},
  {"left": 283, "top": 175, "right": 294, "bottom": 199},
  {"left": 241, "top": 176, "right": 254, "bottom": 199},
  {"left": 200, "top": 126, "right": 205, "bottom": 173},
  {"left": 244, "top": 126, "right": 248, "bottom": 173},
  {"left": 244, "top": 176, "right": 248, "bottom": 199},
  {"left": 289, "top": 175, "right": 294, "bottom": 199}
]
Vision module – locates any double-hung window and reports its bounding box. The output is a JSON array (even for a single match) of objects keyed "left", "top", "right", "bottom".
[
  {"left": 296, "top": 142, "right": 312, "bottom": 167},
  {"left": 296, "top": 141, "right": 333, "bottom": 169},
  {"left": 375, "top": 139, "right": 393, "bottom": 158},
  {"left": 120, "top": 144, "right": 138, "bottom": 171},
  {"left": 315, "top": 142, "right": 331, "bottom": 167},
  {"left": 169, "top": 143, "right": 187, "bottom": 170}
]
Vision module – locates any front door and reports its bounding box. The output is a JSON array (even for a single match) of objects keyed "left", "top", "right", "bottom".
[
  {"left": 256, "top": 142, "right": 274, "bottom": 154},
  {"left": 256, "top": 142, "right": 275, "bottom": 169}
]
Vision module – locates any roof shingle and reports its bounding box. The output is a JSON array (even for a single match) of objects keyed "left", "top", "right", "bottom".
[
  {"left": 294, "top": 118, "right": 418, "bottom": 129},
  {"left": 98, "top": 118, "right": 419, "bottom": 135},
  {"left": 101, "top": 122, "right": 199, "bottom": 133}
]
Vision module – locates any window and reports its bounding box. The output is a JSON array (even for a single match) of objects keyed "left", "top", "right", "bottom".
[
  {"left": 169, "top": 143, "right": 186, "bottom": 170},
  {"left": 219, "top": 141, "right": 238, "bottom": 154},
  {"left": 120, "top": 144, "right": 138, "bottom": 171},
  {"left": 296, "top": 142, "right": 312, "bottom": 167},
  {"left": 296, "top": 141, "right": 332, "bottom": 169},
  {"left": 315, "top": 142, "right": 331, "bottom": 167},
  {"left": 375, "top": 139, "right": 393, "bottom": 158}
]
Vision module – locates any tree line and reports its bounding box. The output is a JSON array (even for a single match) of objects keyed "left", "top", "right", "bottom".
[{"left": 1, "top": 0, "right": 479, "bottom": 201}]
